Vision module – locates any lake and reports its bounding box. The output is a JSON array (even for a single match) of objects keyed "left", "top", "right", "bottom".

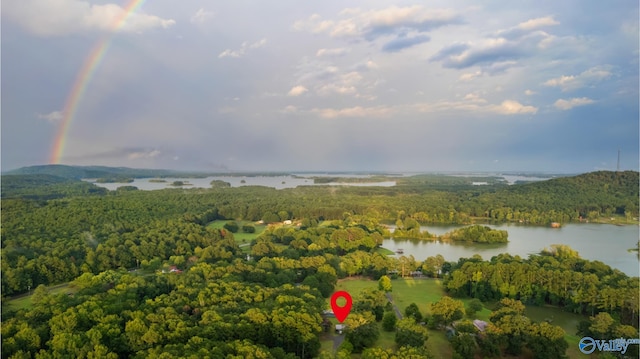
[
  {"left": 383, "top": 223, "right": 639, "bottom": 277},
  {"left": 85, "top": 176, "right": 397, "bottom": 191}
]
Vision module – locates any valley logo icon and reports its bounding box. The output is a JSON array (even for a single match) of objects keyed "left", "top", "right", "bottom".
[{"left": 579, "top": 337, "right": 640, "bottom": 355}]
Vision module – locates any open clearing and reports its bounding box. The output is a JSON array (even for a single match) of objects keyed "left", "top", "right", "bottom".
[
  {"left": 207, "top": 220, "right": 267, "bottom": 252},
  {"left": 6, "top": 283, "right": 75, "bottom": 311},
  {"left": 322, "top": 277, "right": 589, "bottom": 358}
]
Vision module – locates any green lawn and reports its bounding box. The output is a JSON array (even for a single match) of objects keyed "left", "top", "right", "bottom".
[
  {"left": 524, "top": 305, "right": 589, "bottom": 359},
  {"left": 6, "top": 283, "right": 75, "bottom": 311},
  {"left": 325, "top": 277, "right": 586, "bottom": 358},
  {"left": 387, "top": 278, "right": 445, "bottom": 316},
  {"left": 376, "top": 247, "right": 395, "bottom": 255},
  {"left": 207, "top": 220, "right": 267, "bottom": 252},
  {"left": 328, "top": 278, "right": 451, "bottom": 356},
  {"left": 376, "top": 321, "right": 396, "bottom": 349},
  {"left": 426, "top": 329, "right": 453, "bottom": 358}
]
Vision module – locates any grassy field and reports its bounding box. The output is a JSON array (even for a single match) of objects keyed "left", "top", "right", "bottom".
[
  {"left": 207, "top": 220, "right": 267, "bottom": 252},
  {"left": 376, "top": 247, "right": 395, "bottom": 255},
  {"left": 524, "top": 305, "right": 587, "bottom": 358},
  {"left": 322, "top": 277, "right": 589, "bottom": 358},
  {"left": 6, "top": 283, "right": 75, "bottom": 311}
]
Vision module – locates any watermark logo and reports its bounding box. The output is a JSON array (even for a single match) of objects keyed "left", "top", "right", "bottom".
[
  {"left": 579, "top": 337, "right": 640, "bottom": 355},
  {"left": 578, "top": 337, "right": 597, "bottom": 354}
]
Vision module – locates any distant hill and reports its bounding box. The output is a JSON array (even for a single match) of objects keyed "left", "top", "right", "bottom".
[
  {"left": 485, "top": 170, "right": 639, "bottom": 219},
  {"left": 0, "top": 174, "right": 107, "bottom": 199},
  {"left": 3, "top": 164, "right": 203, "bottom": 179},
  {"left": 507, "top": 170, "right": 638, "bottom": 198}
]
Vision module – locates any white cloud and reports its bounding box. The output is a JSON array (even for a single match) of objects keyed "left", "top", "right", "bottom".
[
  {"left": 37, "top": 110, "right": 63, "bottom": 123},
  {"left": 281, "top": 105, "right": 298, "bottom": 113},
  {"left": 459, "top": 71, "right": 482, "bottom": 81},
  {"left": 524, "top": 89, "right": 536, "bottom": 96},
  {"left": 432, "top": 37, "right": 535, "bottom": 70},
  {"left": 463, "top": 93, "right": 487, "bottom": 103},
  {"left": 312, "top": 106, "right": 392, "bottom": 119},
  {"left": 219, "top": 38, "right": 267, "bottom": 58},
  {"left": 553, "top": 97, "right": 595, "bottom": 110},
  {"left": 288, "top": 85, "right": 308, "bottom": 96},
  {"left": 364, "top": 60, "right": 378, "bottom": 70},
  {"left": 316, "top": 71, "right": 365, "bottom": 97},
  {"left": 316, "top": 48, "right": 349, "bottom": 57},
  {"left": 127, "top": 149, "right": 161, "bottom": 160},
  {"left": 516, "top": 16, "right": 559, "bottom": 31},
  {"left": 432, "top": 16, "right": 558, "bottom": 71},
  {"left": 292, "top": 14, "right": 335, "bottom": 34},
  {"left": 3, "top": 0, "right": 175, "bottom": 36},
  {"left": 249, "top": 38, "right": 267, "bottom": 49},
  {"left": 190, "top": 8, "right": 215, "bottom": 25},
  {"left": 414, "top": 97, "right": 537, "bottom": 115},
  {"left": 495, "top": 16, "right": 559, "bottom": 40},
  {"left": 345, "top": 6, "right": 460, "bottom": 38},
  {"left": 543, "top": 66, "right": 613, "bottom": 91},
  {"left": 293, "top": 6, "right": 461, "bottom": 51},
  {"left": 491, "top": 100, "right": 538, "bottom": 115},
  {"left": 544, "top": 75, "right": 575, "bottom": 88}
]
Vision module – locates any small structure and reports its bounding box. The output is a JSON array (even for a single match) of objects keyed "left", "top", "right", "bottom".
[
  {"left": 162, "top": 265, "right": 183, "bottom": 274},
  {"left": 321, "top": 318, "right": 331, "bottom": 332},
  {"left": 335, "top": 324, "right": 346, "bottom": 334},
  {"left": 283, "top": 220, "right": 292, "bottom": 225},
  {"left": 445, "top": 326, "right": 456, "bottom": 338},
  {"left": 322, "top": 310, "right": 335, "bottom": 318},
  {"left": 473, "top": 320, "right": 488, "bottom": 332}
]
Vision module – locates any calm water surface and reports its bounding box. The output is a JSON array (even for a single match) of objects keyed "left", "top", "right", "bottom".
[
  {"left": 383, "top": 223, "right": 639, "bottom": 277},
  {"left": 87, "top": 176, "right": 396, "bottom": 190}
]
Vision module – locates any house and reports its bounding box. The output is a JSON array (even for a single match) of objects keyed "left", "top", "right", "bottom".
[
  {"left": 473, "top": 320, "right": 488, "bottom": 332},
  {"left": 283, "top": 220, "right": 292, "bottom": 225},
  {"left": 168, "top": 265, "right": 182, "bottom": 274},
  {"left": 322, "top": 310, "right": 335, "bottom": 318}
]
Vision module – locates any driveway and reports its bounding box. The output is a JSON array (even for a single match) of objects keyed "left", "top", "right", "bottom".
[{"left": 385, "top": 292, "right": 403, "bottom": 319}]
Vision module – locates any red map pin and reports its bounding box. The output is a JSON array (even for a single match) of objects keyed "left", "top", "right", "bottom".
[{"left": 330, "top": 291, "right": 352, "bottom": 323}]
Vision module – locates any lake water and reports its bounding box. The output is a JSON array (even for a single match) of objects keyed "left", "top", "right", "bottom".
[
  {"left": 85, "top": 176, "right": 396, "bottom": 191},
  {"left": 383, "top": 223, "right": 639, "bottom": 277}
]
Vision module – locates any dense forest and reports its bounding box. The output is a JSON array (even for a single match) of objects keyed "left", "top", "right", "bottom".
[{"left": 1, "top": 169, "right": 638, "bottom": 358}]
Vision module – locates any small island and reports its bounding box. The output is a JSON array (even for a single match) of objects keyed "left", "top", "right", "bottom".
[
  {"left": 312, "top": 175, "right": 391, "bottom": 184},
  {"left": 169, "top": 181, "right": 192, "bottom": 187},
  {"left": 115, "top": 185, "right": 138, "bottom": 192},
  {"left": 210, "top": 180, "right": 231, "bottom": 188},
  {"left": 441, "top": 225, "right": 509, "bottom": 243},
  {"left": 95, "top": 177, "right": 134, "bottom": 183}
]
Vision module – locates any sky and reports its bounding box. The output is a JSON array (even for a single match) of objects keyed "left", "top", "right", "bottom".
[{"left": 2, "top": 0, "right": 638, "bottom": 173}]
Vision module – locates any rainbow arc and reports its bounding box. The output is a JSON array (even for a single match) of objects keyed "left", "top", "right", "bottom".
[{"left": 50, "top": 0, "right": 147, "bottom": 164}]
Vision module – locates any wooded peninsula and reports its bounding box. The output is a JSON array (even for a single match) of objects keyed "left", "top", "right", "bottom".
[{"left": 1, "top": 167, "right": 638, "bottom": 358}]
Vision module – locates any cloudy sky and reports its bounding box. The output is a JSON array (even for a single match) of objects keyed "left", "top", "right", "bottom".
[{"left": 2, "top": 0, "right": 638, "bottom": 172}]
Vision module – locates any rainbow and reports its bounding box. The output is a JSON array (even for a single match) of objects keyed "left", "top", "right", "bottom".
[{"left": 50, "top": 0, "right": 147, "bottom": 164}]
